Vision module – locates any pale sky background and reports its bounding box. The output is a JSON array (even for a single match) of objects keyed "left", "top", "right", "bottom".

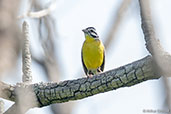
[{"left": 1, "top": 0, "right": 171, "bottom": 114}]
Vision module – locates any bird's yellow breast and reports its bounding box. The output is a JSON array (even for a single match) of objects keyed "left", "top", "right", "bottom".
[{"left": 82, "top": 37, "right": 104, "bottom": 69}]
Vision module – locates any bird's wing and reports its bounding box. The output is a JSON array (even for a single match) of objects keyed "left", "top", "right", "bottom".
[
  {"left": 81, "top": 47, "right": 88, "bottom": 75},
  {"left": 100, "top": 49, "right": 105, "bottom": 72}
]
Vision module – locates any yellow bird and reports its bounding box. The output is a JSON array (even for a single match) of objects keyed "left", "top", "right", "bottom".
[{"left": 81, "top": 27, "right": 105, "bottom": 77}]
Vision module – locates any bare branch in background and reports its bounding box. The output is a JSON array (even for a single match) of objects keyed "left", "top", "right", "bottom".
[
  {"left": 32, "top": 0, "right": 60, "bottom": 82},
  {"left": 139, "top": 0, "right": 171, "bottom": 112},
  {"left": 139, "top": 0, "right": 171, "bottom": 77},
  {"left": 104, "top": 0, "right": 132, "bottom": 50},
  {"left": 31, "top": 1, "right": 72, "bottom": 114},
  {"left": 22, "top": 21, "right": 32, "bottom": 83},
  {"left": 38, "top": 16, "right": 61, "bottom": 81},
  {"left": 4, "top": 21, "right": 35, "bottom": 114},
  {"left": 18, "top": 0, "right": 57, "bottom": 19}
]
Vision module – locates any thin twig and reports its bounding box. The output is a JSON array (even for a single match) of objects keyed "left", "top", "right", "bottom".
[{"left": 18, "top": 0, "right": 57, "bottom": 19}]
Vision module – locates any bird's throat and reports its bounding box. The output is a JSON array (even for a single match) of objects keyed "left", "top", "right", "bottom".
[{"left": 85, "top": 35, "right": 95, "bottom": 42}]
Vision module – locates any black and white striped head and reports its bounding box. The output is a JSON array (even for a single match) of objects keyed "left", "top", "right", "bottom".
[{"left": 82, "top": 27, "right": 99, "bottom": 38}]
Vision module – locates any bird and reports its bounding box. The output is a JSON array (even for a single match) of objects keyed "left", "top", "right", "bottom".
[{"left": 81, "top": 27, "right": 105, "bottom": 77}]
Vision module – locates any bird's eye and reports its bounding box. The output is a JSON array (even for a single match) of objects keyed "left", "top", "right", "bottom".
[
  {"left": 90, "top": 30, "right": 96, "bottom": 34},
  {"left": 90, "top": 30, "right": 94, "bottom": 32},
  {"left": 89, "top": 31, "right": 98, "bottom": 38}
]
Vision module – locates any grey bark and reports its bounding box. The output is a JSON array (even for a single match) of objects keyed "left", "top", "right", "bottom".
[{"left": 1, "top": 56, "right": 160, "bottom": 108}]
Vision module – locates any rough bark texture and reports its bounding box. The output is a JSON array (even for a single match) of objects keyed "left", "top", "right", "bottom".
[
  {"left": 33, "top": 56, "right": 160, "bottom": 107},
  {"left": 2, "top": 55, "right": 159, "bottom": 108},
  {"left": 22, "top": 21, "right": 32, "bottom": 83}
]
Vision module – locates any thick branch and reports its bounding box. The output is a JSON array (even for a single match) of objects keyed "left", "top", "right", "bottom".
[
  {"left": 1, "top": 55, "right": 160, "bottom": 108},
  {"left": 139, "top": 0, "right": 171, "bottom": 77},
  {"left": 34, "top": 56, "right": 159, "bottom": 107},
  {"left": 4, "top": 84, "right": 38, "bottom": 114},
  {"left": 139, "top": 0, "right": 164, "bottom": 55},
  {"left": 139, "top": 0, "right": 171, "bottom": 111}
]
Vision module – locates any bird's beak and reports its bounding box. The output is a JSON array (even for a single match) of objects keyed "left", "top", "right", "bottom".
[{"left": 82, "top": 29, "right": 87, "bottom": 33}]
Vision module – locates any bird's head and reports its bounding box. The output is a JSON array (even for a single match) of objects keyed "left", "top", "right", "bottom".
[{"left": 82, "top": 27, "right": 99, "bottom": 39}]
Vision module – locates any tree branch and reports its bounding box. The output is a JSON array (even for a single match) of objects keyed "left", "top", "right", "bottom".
[
  {"left": 4, "top": 83, "right": 38, "bottom": 114},
  {"left": 4, "top": 21, "right": 33, "bottom": 114},
  {"left": 22, "top": 21, "right": 32, "bottom": 83},
  {"left": 139, "top": 0, "right": 171, "bottom": 111},
  {"left": 139, "top": 0, "right": 164, "bottom": 55},
  {"left": 0, "top": 55, "right": 160, "bottom": 109},
  {"left": 18, "top": 0, "right": 57, "bottom": 19},
  {"left": 0, "top": 81, "right": 14, "bottom": 101},
  {"left": 139, "top": 0, "right": 171, "bottom": 77}
]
